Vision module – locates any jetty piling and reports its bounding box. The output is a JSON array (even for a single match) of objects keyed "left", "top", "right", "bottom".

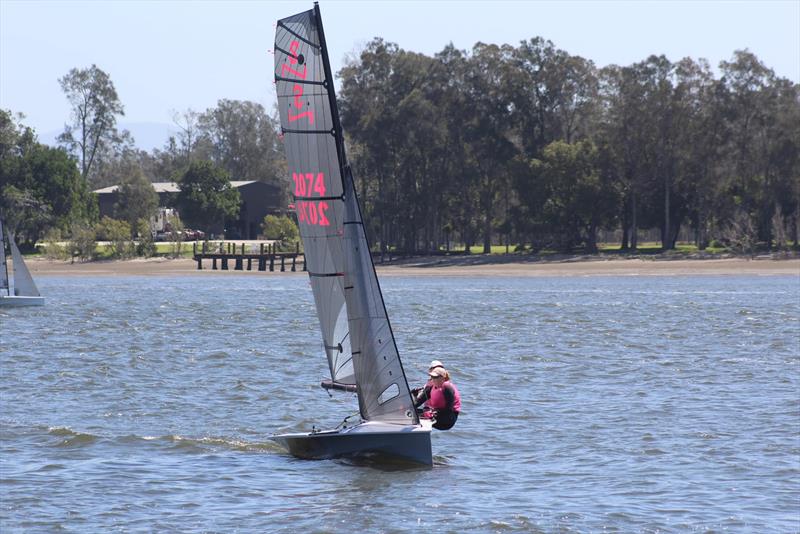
[{"left": 193, "top": 241, "right": 305, "bottom": 273}]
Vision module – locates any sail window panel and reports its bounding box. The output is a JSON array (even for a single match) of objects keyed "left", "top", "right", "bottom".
[{"left": 377, "top": 383, "right": 400, "bottom": 405}]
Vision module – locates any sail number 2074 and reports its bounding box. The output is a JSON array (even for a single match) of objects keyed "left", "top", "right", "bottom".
[{"left": 293, "top": 172, "right": 330, "bottom": 226}]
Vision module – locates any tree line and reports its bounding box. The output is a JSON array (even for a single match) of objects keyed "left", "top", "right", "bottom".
[
  {"left": 1, "top": 64, "right": 285, "bottom": 250},
  {"left": 1, "top": 39, "right": 798, "bottom": 256},
  {"left": 337, "top": 40, "right": 799, "bottom": 253}
]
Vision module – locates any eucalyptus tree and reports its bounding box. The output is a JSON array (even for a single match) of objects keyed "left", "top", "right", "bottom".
[
  {"left": 173, "top": 160, "right": 240, "bottom": 236},
  {"left": 635, "top": 55, "right": 687, "bottom": 250},
  {"left": 524, "top": 140, "right": 618, "bottom": 252},
  {"left": 463, "top": 42, "right": 517, "bottom": 253},
  {"left": 197, "top": 99, "right": 286, "bottom": 189},
  {"left": 340, "top": 38, "right": 399, "bottom": 250},
  {"left": 768, "top": 79, "right": 800, "bottom": 247},
  {"left": 340, "top": 39, "right": 439, "bottom": 251},
  {"left": 114, "top": 168, "right": 159, "bottom": 237},
  {"left": 597, "top": 63, "right": 647, "bottom": 249},
  {"left": 57, "top": 65, "right": 129, "bottom": 186},
  {"left": 715, "top": 50, "right": 797, "bottom": 247},
  {"left": 432, "top": 44, "right": 480, "bottom": 250},
  {"left": 672, "top": 57, "right": 725, "bottom": 249}
]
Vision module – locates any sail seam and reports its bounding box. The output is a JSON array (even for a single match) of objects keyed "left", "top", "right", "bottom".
[
  {"left": 308, "top": 272, "right": 344, "bottom": 277},
  {"left": 276, "top": 21, "right": 321, "bottom": 49}
]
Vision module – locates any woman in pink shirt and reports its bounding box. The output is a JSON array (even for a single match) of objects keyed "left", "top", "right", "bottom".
[{"left": 413, "top": 366, "right": 461, "bottom": 430}]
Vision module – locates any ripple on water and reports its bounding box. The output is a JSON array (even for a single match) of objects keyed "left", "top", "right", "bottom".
[{"left": 0, "top": 274, "right": 798, "bottom": 531}]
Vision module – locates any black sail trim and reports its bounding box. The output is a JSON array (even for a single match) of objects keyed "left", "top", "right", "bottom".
[
  {"left": 308, "top": 272, "right": 344, "bottom": 278},
  {"left": 343, "top": 221, "right": 362, "bottom": 225},
  {"left": 282, "top": 128, "right": 335, "bottom": 135},
  {"left": 276, "top": 20, "right": 321, "bottom": 49},
  {"left": 274, "top": 44, "right": 296, "bottom": 58},
  {"left": 293, "top": 195, "right": 344, "bottom": 201},
  {"left": 274, "top": 75, "right": 327, "bottom": 86}
]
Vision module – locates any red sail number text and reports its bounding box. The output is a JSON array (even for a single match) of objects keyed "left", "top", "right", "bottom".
[
  {"left": 293, "top": 172, "right": 330, "bottom": 226},
  {"left": 285, "top": 40, "right": 314, "bottom": 124}
]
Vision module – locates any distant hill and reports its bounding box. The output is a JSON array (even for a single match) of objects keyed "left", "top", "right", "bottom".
[{"left": 38, "top": 122, "right": 176, "bottom": 153}]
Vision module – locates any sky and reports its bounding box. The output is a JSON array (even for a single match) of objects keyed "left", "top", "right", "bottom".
[{"left": 1, "top": 0, "right": 798, "bottom": 151}]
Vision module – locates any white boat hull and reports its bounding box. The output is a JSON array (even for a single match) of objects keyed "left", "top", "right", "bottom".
[
  {"left": 0, "top": 295, "right": 44, "bottom": 307},
  {"left": 271, "top": 420, "right": 433, "bottom": 466}
]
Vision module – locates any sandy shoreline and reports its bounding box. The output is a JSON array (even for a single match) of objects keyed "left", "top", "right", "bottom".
[{"left": 26, "top": 255, "right": 800, "bottom": 277}]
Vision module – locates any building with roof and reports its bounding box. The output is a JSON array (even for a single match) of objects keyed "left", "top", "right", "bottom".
[{"left": 94, "top": 180, "right": 285, "bottom": 239}]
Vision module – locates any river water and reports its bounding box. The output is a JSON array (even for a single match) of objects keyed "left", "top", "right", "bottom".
[{"left": 1, "top": 273, "right": 798, "bottom": 532}]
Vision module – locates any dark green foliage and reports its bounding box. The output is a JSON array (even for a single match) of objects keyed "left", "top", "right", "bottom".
[
  {"left": 173, "top": 161, "right": 241, "bottom": 236},
  {"left": 336, "top": 41, "right": 798, "bottom": 253},
  {"left": 261, "top": 214, "right": 299, "bottom": 251},
  {"left": 0, "top": 110, "right": 97, "bottom": 246},
  {"left": 114, "top": 169, "right": 158, "bottom": 237}
]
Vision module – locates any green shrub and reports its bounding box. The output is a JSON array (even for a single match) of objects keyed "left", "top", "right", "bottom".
[
  {"left": 67, "top": 224, "right": 97, "bottom": 261},
  {"left": 261, "top": 214, "right": 299, "bottom": 251},
  {"left": 96, "top": 216, "right": 133, "bottom": 258},
  {"left": 135, "top": 218, "right": 156, "bottom": 257},
  {"left": 41, "top": 228, "right": 68, "bottom": 260}
]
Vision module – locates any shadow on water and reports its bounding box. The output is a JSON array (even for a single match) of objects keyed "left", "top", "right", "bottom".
[
  {"left": 264, "top": 450, "right": 442, "bottom": 471},
  {"left": 334, "top": 451, "right": 434, "bottom": 471}
]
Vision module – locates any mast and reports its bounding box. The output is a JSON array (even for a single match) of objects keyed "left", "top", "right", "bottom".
[{"left": 314, "top": 2, "right": 348, "bottom": 173}]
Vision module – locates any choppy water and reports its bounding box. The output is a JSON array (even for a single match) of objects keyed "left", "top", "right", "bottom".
[{"left": 1, "top": 272, "right": 798, "bottom": 532}]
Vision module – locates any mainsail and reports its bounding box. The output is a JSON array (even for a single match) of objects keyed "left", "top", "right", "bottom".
[
  {"left": 0, "top": 219, "right": 9, "bottom": 294},
  {"left": 274, "top": 5, "right": 417, "bottom": 425},
  {"left": 8, "top": 231, "right": 40, "bottom": 297}
]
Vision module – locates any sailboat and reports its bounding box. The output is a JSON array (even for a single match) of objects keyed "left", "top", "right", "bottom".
[
  {"left": 270, "top": 4, "right": 433, "bottom": 466},
  {"left": 0, "top": 218, "right": 44, "bottom": 307}
]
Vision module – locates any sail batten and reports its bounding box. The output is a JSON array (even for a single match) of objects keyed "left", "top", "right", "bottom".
[{"left": 275, "top": 6, "right": 416, "bottom": 424}]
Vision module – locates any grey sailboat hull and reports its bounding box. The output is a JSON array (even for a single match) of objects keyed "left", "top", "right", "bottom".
[
  {"left": 271, "top": 420, "right": 433, "bottom": 466},
  {"left": 0, "top": 295, "right": 44, "bottom": 307}
]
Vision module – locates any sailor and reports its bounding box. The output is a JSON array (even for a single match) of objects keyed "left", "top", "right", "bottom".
[{"left": 414, "top": 366, "right": 461, "bottom": 430}]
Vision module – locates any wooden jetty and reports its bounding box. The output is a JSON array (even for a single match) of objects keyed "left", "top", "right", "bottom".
[{"left": 193, "top": 242, "right": 305, "bottom": 272}]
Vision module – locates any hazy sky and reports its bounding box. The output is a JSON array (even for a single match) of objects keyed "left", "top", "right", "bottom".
[{"left": 2, "top": 0, "right": 798, "bottom": 149}]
